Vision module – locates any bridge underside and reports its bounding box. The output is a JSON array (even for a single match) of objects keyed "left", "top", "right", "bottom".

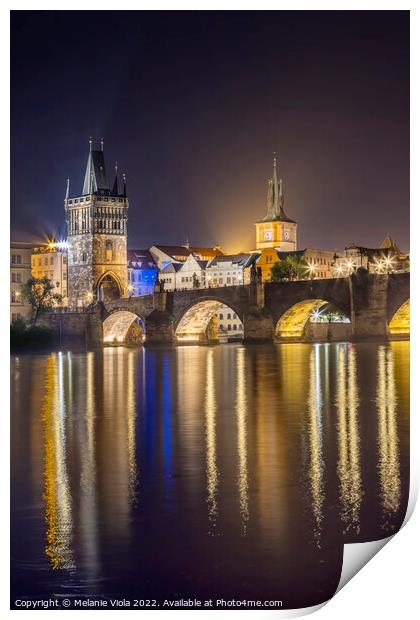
[
  {"left": 103, "top": 311, "right": 144, "bottom": 344},
  {"left": 389, "top": 300, "right": 410, "bottom": 336},
  {"left": 275, "top": 299, "right": 351, "bottom": 340},
  {"left": 175, "top": 300, "right": 243, "bottom": 342}
]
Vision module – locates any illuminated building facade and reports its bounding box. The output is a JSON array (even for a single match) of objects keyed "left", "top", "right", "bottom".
[
  {"left": 127, "top": 249, "right": 158, "bottom": 296},
  {"left": 255, "top": 157, "right": 297, "bottom": 252},
  {"left": 31, "top": 243, "right": 69, "bottom": 303},
  {"left": 217, "top": 307, "right": 243, "bottom": 339},
  {"left": 65, "top": 140, "right": 128, "bottom": 306},
  {"left": 333, "top": 235, "right": 409, "bottom": 276},
  {"left": 206, "top": 253, "right": 257, "bottom": 287},
  {"left": 257, "top": 248, "right": 339, "bottom": 282},
  {"left": 10, "top": 240, "right": 33, "bottom": 322}
]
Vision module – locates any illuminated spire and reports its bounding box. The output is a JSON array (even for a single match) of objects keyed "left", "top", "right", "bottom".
[
  {"left": 262, "top": 153, "right": 293, "bottom": 223},
  {"left": 112, "top": 161, "right": 120, "bottom": 195},
  {"left": 82, "top": 139, "right": 109, "bottom": 195},
  {"left": 65, "top": 178, "right": 70, "bottom": 200}
]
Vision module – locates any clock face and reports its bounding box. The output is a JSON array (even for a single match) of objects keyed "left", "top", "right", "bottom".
[
  {"left": 264, "top": 230, "right": 273, "bottom": 241},
  {"left": 284, "top": 229, "right": 290, "bottom": 240}
]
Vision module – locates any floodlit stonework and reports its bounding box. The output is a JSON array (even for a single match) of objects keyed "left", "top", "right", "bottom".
[{"left": 65, "top": 141, "right": 128, "bottom": 306}]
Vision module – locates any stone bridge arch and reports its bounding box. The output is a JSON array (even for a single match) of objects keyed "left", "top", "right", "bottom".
[
  {"left": 169, "top": 286, "right": 251, "bottom": 326},
  {"left": 264, "top": 278, "right": 352, "bottom": 340},
  {"left": 170, "top": 291, "right": 248, "bottom": 342},
  {"left": 102, "top": 296, "right": 155, "bottom": 344}
]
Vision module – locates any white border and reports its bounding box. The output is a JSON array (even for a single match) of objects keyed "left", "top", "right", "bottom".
[{"left": 2, "top": 3, "right": 417, "bottom": 619}]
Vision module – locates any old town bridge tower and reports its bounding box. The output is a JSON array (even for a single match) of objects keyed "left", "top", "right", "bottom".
[{"left": 65, "top": 139, "right": 129, "bottom": 306}]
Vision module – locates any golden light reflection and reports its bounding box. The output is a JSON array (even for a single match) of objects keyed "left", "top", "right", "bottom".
[
  {"left": 236, "top": 347, "right": 249, "bottom": 534},
  {"left": 79, "top": 352, "right": 99, "bottom": 573},
  {"left": 275, "top": 299, "right": 325, "bottom": 339},
  {"left": 43, "top": 354, "right": 74, "bottom": 570},
  {"left": 307, "top": 345, "right": 325, "bottom": 547},
  {"left": 127, "top": 351, "right": 138, "bottom": 504},
  {"left": 377, "top": 346, "right": 401, "bottom": 523},
  {"left": 336, "top": 346, "right": 362, "bottom": 535},
  {"left": 389, "top": 300, "right": 410, "bottom": 335},
  {"left": 205, "top": 348, "right": 218, "bottom": 530}
]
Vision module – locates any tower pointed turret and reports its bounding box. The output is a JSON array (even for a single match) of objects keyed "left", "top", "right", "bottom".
[
  {"left": 112, "top": 162, "right": 121, "bottom": 196},
  {"left": 262, "top": 155, "right": 292, "bottom": 222},
  {"left": 82, "top": 137, "right": 110, "bottom": 195},
  {"left": 65, "top": 178, "right": 70, "bottom": 200}
]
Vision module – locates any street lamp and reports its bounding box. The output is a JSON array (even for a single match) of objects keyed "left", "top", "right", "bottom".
[
  {"left": 128, "top": 284, "right": 134, "bottom": 298},
  {"left": 306, "top": 262, "right": 317, "bottom": 281}
]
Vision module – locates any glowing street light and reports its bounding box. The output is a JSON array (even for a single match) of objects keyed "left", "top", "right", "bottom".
[
  {"left": 334, "top": 263, "right": 344, "bottom": 277},
  {"left": 382, "top": 254, "right": 396, "bottom": 273},
  {"left": 306, "top": 262, "right": 317, "bottom": 280},
  {"left": 86, "top": 291, "right": 94, "bottom": 304},
  {"left": 128, "top": 284, "right": 134, "bottom": 297}
]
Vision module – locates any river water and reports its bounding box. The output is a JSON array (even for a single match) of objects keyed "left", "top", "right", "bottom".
[{"left": 11, "top": 341, "right": 409, "bottom": 610}]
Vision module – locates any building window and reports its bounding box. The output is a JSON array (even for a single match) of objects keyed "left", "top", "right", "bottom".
[
  {"left": 44, "top": 257, "right": 48, "bottom": 265},
  {"left": 82, "top": 252, "right": 87, "bottom": 262},
  {"left": 11, "top": 291, "right": 16, "bottom": 303},
  {"left": 219, "top": 313, "right": 223, "bottom": 320},
  {"left": 38, "top": 258, "right": 42, "bottom": 266},
  {"left": 106, "top": 240, "right": 113, "bottom": 261},
  {"left": 233, "top": 324, "right": 237, "bottom": 331},
  {"left": 227, "top": 313, "right": 231, "bottom": 320},
  {"left": 228, "top": 324, "right": 231, "bottom": 330}
]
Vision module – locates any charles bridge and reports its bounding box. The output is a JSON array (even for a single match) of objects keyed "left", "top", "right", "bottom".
[{"left": 43, "top": 271, "right": 410, "bottom": 346}]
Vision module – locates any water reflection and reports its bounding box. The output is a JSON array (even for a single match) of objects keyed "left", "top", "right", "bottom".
[
  {"left": 43, "top": 353, "right": 74, "bottom": 570},
  {"left": 79, "top": 352, "right": 99, "bottom": 575},
  {"left": 307, "top": 345, "right": 325, "bottom": 547},
  {"left": 205, "top": 348, "right": 218, "bottom": 530},
  {"left": 376, "top": 346, "right": 401, "bottom": 527},
  {"left": 11, "top": 343, "right": 409, "bottom": 607},
  {"left": 235, "top": 347, "right": 249, "bottom": 534},
  {"left": 336, "top": 345, "right": 362, "bottom": 535}
]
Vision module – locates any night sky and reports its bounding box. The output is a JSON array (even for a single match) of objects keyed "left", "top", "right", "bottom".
[{"left": 11, "top": 11, "right": 409, "bottom": 253}]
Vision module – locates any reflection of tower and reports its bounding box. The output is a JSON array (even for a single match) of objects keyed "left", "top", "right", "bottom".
[
  {"left": 376, "top": 346, "right": 401, "bottom": 523},
  {"left": 99, "top": 349, "right": 138, "bottom": 542},
  {"left": 336, "top": 345, "right": 362, "bottom": 535},
  {"left": 65, "top": 139, "right": 129, "bottom": 306},
  {"left": 42, "top": 354, "right": 74, "bottom": 570}
]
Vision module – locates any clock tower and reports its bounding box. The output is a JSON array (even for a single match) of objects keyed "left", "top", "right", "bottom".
[{"left": 255, "top": 157, "right": 297, "bottom": 251}]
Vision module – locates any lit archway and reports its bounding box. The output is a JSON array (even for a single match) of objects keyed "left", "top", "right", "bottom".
[
  {"left": 389, "top": 300, "right": 410, "bottom": 336},
  {"left": 97, "top": 272, "right": 122, "bottom": 302},
  {"left": 275, "top": 299, "right": 350, "bottom": 340},
  {"left": 103, "top": 311, "right": 145, "bottom": 344},
  {"left": 175, "top": 300, "right": 244, "bottom": 342}
]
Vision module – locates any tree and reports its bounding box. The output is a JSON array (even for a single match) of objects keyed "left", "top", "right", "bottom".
[
  {"left": 19, "top": 277, "right": 63, "bottom": 325},
  {"left": 271, "top": 255, "right": 308, "bottom": 282}
]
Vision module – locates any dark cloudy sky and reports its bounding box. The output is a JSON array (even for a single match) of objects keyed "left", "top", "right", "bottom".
[{"left": 11, "top": 11, "right": 409, "bottom": 253}]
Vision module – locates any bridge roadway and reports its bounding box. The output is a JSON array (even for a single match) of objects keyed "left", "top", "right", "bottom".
[{"left": 44, "top": 272, "right": 410, "bottom": 345}]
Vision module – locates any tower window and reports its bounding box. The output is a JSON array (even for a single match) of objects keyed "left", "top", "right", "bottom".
[{"left": 106, "top": 240, "right": 113, "bottom": 261}]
